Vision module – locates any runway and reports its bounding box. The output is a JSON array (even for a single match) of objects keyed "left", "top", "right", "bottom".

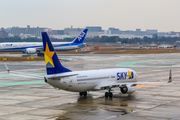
[{"left": 0, "top": 53, "right": 180, "bottom": 120}]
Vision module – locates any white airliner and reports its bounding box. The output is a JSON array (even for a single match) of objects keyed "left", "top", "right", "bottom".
[
  {"left": 5, "top": 32, "right": 172, "bottom": 98},
  {"left": 0, "top": 29, "right": 88, "bottom": 56}
]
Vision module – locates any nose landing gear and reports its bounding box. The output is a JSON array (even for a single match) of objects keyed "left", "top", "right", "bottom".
[
  {"left": 105, "top": 88, "right": 113, "bottom": 98},
  {"left": 79, "top": 91, "right": 87, "bottom": 96}
]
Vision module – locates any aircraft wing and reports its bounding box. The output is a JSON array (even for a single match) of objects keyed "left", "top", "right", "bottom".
[
  {"left": 96, "top": 69, "right": 172, "bottom": 90},
  {"left": 98, "top": 81, "right": 168, "bottom": 90},
  {"left": 4, "top": 63, "right": 44, "bottom": 80},
  {"left": 45, "top": 73, "right": 79, "bottom": 79},
  {"left": 9, "top": 73, "right": 44, "bottom": 79},
  {"left": 4, "top": 63, "right": 78, "bottom": 80}
]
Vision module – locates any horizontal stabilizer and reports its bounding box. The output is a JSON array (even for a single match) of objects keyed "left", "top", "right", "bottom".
[{"left": 45, "top": 73, "right": 78, "bottom": 79}]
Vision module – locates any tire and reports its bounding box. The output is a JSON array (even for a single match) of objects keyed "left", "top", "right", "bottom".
[
  {"left": 37, "top": 53, "right": 44, "bottom": 57},
  {"left": 109, "top": 92, "right": 113, "bottom": 98},
  {"left": 40, "top": 53, "right": 44, "bottom": 56},
  {"left": 84, "top": 92, "right": 87, "bottom": 96},
  {"left": 79, "top": 92, "right": 83, "bottom": 96},
  {"left": 105, "top": 92, "right": 109, "bottom": 98}
]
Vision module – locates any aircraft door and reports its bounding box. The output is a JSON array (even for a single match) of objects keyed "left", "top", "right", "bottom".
[{"left": 69, "top": 77, "right": 73, "bottom": 87}]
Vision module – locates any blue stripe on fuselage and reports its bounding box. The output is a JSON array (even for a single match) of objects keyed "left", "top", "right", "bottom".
[
  {"left": 55, "top": 43, "right": 85, "bottom": 47},
  {"left": 1, "top": 43, "right": 84, "bottom": 51}
]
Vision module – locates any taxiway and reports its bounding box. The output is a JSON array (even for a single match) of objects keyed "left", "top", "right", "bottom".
[{"left": 0, "top": 53, "right": 180, "bottom": 120}]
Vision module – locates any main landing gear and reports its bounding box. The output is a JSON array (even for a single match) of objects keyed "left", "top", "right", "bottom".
[
  {"left": 37, "top": 53, "right": 44, "bottom": 57},
  {"left": 79, "top": 91, "right": 87, "bottom": 96},
  {"left": 105, "top": 88, "right": 113, "bottom": 98}
]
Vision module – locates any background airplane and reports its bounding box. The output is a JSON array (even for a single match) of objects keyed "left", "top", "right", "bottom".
[
  {"left": 4, "top": 32, "right": 172, "bottom": 98},
  {"left": 0, "top": 29, "right": 88, "bottom": 56}
]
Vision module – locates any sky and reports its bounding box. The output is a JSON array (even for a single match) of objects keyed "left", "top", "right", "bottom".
[{"left": 0, "top": 0, "right": 180, "bottom": 32}]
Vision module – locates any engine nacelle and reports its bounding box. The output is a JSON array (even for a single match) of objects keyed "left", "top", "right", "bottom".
[
  {"left": 26, "top": 48, "right": 37, "bottom": 54},
  {"left": 120, "top": 85, "right": 136, "bottom": 94}
]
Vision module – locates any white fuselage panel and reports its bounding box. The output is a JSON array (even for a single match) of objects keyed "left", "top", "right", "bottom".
[{"left": 46, "top": 68, "right": 137, "bottom": 92}]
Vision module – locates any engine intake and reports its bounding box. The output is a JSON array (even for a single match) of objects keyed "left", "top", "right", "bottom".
[
  {"left": 120, "top": 85, "right": 136, "bottom": 94},
  {"left": 26, "top": 48, "right": 37, "bottom": 54}
]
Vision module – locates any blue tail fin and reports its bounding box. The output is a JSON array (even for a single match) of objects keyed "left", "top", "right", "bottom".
[
  {"left": 42, "top": 32, "right": 72, "bottom": 75},
  {"left": 72, "top": 29, "right": 88, "bottom": 44}
]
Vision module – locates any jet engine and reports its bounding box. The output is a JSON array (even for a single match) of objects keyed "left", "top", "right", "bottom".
[
  {"left": 25, "top": 48, "right": 37, "bottom": 54},
  {"left": 120, "top": 85, "right": 136, "bottom": 94}
]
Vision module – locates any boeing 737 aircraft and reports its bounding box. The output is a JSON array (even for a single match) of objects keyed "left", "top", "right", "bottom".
[
  {"left": 0, "top": 29, "right": 88, "bottom": 56},
  {"left": 5, "top": 32, "right": 172, "bottom": 98}
]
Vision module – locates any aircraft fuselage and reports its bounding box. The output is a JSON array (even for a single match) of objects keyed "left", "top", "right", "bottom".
[
  {"left": 45, "top": 68, "right": 137, "bottom": 92},
  {"left": 0, "top": 42, "right": 83, "bottom": 52}
]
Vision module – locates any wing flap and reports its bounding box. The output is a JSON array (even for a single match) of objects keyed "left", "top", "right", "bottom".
[{"left": 99, "top": 81, "right": 169, "bottom": 90}]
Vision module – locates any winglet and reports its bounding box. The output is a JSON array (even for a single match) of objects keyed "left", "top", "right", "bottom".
[
  {"left": 168, "top": 69, "right": 172, "bottom": 83},
  {"left": 4, "top": 63, "right": 10, "bottom": 74}
]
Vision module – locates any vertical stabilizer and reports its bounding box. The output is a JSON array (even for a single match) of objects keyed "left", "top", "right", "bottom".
[
  {"left": 72, "top": 29, "right": 88, "bottom": 44},
  {"left": 42, "top": 32, "right": 72, "bottom": 75}
]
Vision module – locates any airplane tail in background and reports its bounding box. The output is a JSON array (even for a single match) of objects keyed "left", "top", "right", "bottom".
[
  {"left": 42, "top": 32, "right": 72, "bottom": 75},
  {"left": 72, "top": 29, "right": 88, "bottom": 44}
]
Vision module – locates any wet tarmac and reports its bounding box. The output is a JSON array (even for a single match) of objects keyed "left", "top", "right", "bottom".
[{"left": 0, "top": 53, "right": 180, "bottom": 120}]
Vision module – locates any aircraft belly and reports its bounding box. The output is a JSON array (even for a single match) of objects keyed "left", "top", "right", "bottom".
[
  {"left": 47, "top": 79, "right": 95, "bottom": 92},
  {"left": 117, "top": 79, "right": 137, "bottom": 83},
  {"left": 70, "top": 83, "right": 95, "bottom": 92},
  {"left": 0, "top": 49, "right": 23, "bottom": 52}
]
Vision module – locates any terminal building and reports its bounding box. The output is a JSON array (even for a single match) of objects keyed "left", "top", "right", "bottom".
[
  {"left": 49, "top": 26, "right": 83, "bottom": 39},
  {"left": 85, "top": 26, "right": 102, "bottom": 38},
  {"left": 99, "top": 28, "right": 155, "bottom": 39},
  {"left": 9, "top": 25, "right": 46, "bottom": 37},
  {"left": 0, "top": 28, "right": 8, "bottom": 38},
  {"left": 64, "top": 27, "right": 83, "bottom": 35},
  {"left": 61, "top": 26, "right": 103, "bottom": 38},
  {"left": 4, "top": 25, "right": 180, "bottom": 40}
]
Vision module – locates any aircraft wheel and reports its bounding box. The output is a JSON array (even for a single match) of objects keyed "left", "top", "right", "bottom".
[
  {"left": 37, "top": 53, "right": 44, "bottom": 56},
  {"left": 109, "top": 92, "right": 113, "bottom": 98},
  {"left": 105, "top": 92, "right": 109, "bottom": 98},
  {"left": 40, "top": 53, "right": 44, "bottom": 56},
  {"left": 79, "top": 92, "right": 83, "bottom": 96},
  {"left": 79, "top": 92, "right": 87, "bottom": 96},
  {"left": 84, "top": 91, "right": 87, "bottom": 96}
]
